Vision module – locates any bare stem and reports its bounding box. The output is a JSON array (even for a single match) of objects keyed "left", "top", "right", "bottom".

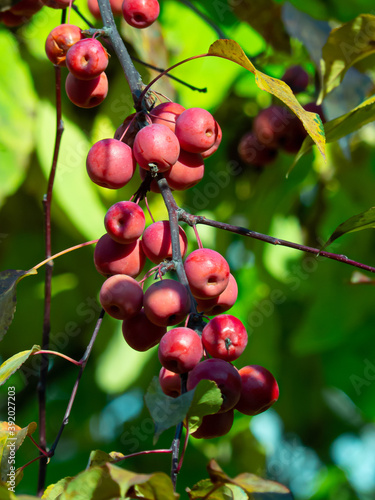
[
  {"left": 49, "top": 309, "right": 105, "bottom": 456},
  {"left": 32, "top": 350, "right": 82, "bottom": 366},
  {"left": 37, "top": 64, "right": 64, "bottom": 496},
  {"left": 113, "top": 449, "right": 173, "bottom": 463},
  {"left": 32, "top": 239, "right": 98, "bottom": 271}
]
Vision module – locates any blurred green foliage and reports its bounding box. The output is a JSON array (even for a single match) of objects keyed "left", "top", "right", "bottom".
[{"left": 1, "top": 0, "right": 375, "bottom": 498}]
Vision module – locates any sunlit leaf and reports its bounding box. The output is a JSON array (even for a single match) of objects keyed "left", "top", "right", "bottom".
[
  {"left": 0, "top": 346, "right": 40, "bottom": 385},
  {"left": 322, "top": 207, "right": 375, "bottom": 250},
  {"left": 187, "top": 479, "right": 239, "bottom": 500},
  {"left": 0, "top": 421, "right": 37, "bottom": 484},
  {"left": 319, "top": 15, "right": 375, "bottom": 101},
  {"left": 291, "top": 95, "right": 375, "bottom": 171},
  {"left": 0, "top": 269, "right": 37, "bottom": 342},
  {"left": 207, "top": 39, "right": 325, "bottom": 160},
  {"left": 233, "top": 0, "right": 290, "bottom": 53},
  {"left": 88, "top": 449, "right": 126, "bottom": 467}
]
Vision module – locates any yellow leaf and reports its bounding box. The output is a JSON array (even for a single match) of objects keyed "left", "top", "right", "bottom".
[{"left": 208, "top": 39, "right": 326, "bottom": 161}]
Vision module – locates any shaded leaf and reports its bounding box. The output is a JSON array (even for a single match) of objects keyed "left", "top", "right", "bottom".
[
  {"left": 207, "top": 39, "right": 325, "bottom": 160},
  {"left": 291, "top": 95, "right": 375, "bottom": 170},
  {"left": 187, "top": 479, "right": 238, "bottom": 500},
  {"left": 0, "top": 269, "right": 37, "bottom": 341},
  {"left": 0, "top": 346, "right": 41, "bottom": 386},
  {"left": 206, "top": 460, "right": 292, "bottom": 498},
  {"left": 88, "top": 450, "right": 126, "bottom": 468},
  {"left": 322, "top": 207, "right": 375, "bottom": 250},
  {"left": 233, "top": 0, "right": 290, "bottom": 53},
  {"left": 0, "top": 422, "right": 37, "bottom": 484},
  {"left": 145, "top": 378, "right": 222, "bottom": 442},
  {"left": 186, "top": 380, "right": 222, "bottom": 433},
  {"left": 128, "top": 471, "right": 179, "bottom": 500},
  {"left": 319, "top": 15, "right": 375, "bottom": 101}
]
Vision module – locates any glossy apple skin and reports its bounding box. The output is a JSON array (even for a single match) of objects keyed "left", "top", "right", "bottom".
[
  {"left": 191, "top": 409, "right": 234, "bottom": 439},
  {"left": 235, "top": 365, "right": 279, "bottom": 416},
  {"left": 45, "top": 24, "right": 83, "bottom": 66},
  {"left": 201, "top": 122, "right": 222, "bottom": 159},
  {"left": 164, "top": 150, "right": 204, "bottom": 191},
  {"left": 158, "top": 327, "right": 203, "bottom": 374},
  {"left": 86, "top": 139, "right": 136, "bottom": 189},
  {"left": 144, "top": 279, "right": 191, "bottom": 327},
  {"left": 122, "top": 0, "right": 160, "bottom": 29},
  {"left": 114, "top": 113, "right": 140, "bottom": 147},
  {"left": 66, "top": 38, "right": 108, "bottom": 80},
  {"left": 187, "top": 358, "right": 241, "bottom": 412},
  {"left": 184, "top": 249, "right": 230, "bottom": 299},
  {"left": 175, "top": 108, "right": 218, "bottom": 153},
  {"left": 150, "top": 102, "right": 185, "bottom": 132},
  {"left": 202, "top": 314, "right": 248, "bottom": 362},
  {"left": 65, "top": 71, "right": 108, "bottom": 108},
  {"left": 88, "top": 0, "right": 123, "bottom": 18},
  {"left": 159, "top": 367, "right": 181, "bottom": 398},
  {"left": 99, "top": 274, "right": 143, "bottom": 319},
  {"left": 196, "top": 273, "right": 238, "bottom": 316},
  {"left": 94, "top": 234, "right": 146, "bottom": 278},
  {"left": 122, "top": 309, "right": 166, "bottom": 351},
  {"left": 104, "top": 201, "right": 145, "bottom": 244},
  {"left": 141, "top": 221, "right": 188, "bottom": 264},
  {"left": 134, "top": 124, "right": 180, "bottom": 172},
  {"left": 238, "top": 132, "right": 277, "bottom": 167}
]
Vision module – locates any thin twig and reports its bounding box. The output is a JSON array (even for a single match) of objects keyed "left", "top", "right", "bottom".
[{"left": 37, "top": 64, "right": 64, "bottom": 496}]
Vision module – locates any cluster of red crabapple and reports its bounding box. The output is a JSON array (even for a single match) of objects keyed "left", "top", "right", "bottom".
[
  {"left": 238, "top": 65, "right": 325, "bottom": 168},
  {"left": 41, "top": 0, "right": 279, "bottom": 440}
]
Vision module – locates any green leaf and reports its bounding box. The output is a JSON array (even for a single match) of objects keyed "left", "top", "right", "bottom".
[
  {"left": 42, "top": 464, "right": 177, "bottom": 500},
  {"left": 144, "top": 378, "right": 222, "bottom": 442},
  {"left": 207, "top": 39, "right": 326, "bottom": 160},
  {"left": 0, "top": 29, "right": 37, "bottom": 207},
  {"left": 88, "top": 450, "right": 126, "bottom": 468},
  {"left": 187, "top": 479, "right": 236, "bottom": 500},
  {"left": 186, "top": 380, "right": 223, "bottom": 433},
  {"left": 0, "top": 421, "right": 37, "bottom": 484},
  {"left": 0, "top": 269, "right": 37, "bottom": 342},
  {"left": 290, "top": 95, "right": 375, "bottom": 171},
  {"left": 0, "top": 346, "right": 41, "bottom": 386},
  {"left": 144, "top": 377, "right": 195, "bottom": 443},
  {"left": 322, "top": 207, "right": 375, "bottom": 250},
  {"left": 319, "top": 15, "right": 375, "bottom": 101}
]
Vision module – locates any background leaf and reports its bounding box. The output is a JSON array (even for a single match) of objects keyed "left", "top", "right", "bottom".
[
  {"left": 0, "top": 269, "right": 37, "bottom": 342},
  {"left": 322, "top": 207, "right": 375, "bottom": 249}
]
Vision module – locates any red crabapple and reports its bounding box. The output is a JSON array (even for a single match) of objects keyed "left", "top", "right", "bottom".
[
  {"left": 202, "top": 314, "right": 248, "bottom": 361},
  {"left": 0, "top": 10, "right": 32, "bottom": 26},
  {"left": 195, "top": 273, "right": 238, "bottom": 316},
  {"left": 282, "top": 65, "right": 309, "bottom": 94},
  {"left": 235, "top": 365, "right": 279, "bottom": 416},
  {"left": 122, "top": 309, "right": 166, "bottom": 351},
  {"left": 150, "top": 102, "right": 185, "bottom": 132},
  {"left": 42, "top": 0, "right": 75, "bottom": 8},
  {"left": 253, "top": 105, "right": 290, "bottom": 148},
  {"left": 175, "top": 108, "right": 217, "bottom": 153},
  {"left": 66, "top": 38, "right": 108, "bottom": 80},
  {"left": 104, "top": 201, "right": 145, "bottom": 244},
  {"left": 158, "top": 327, "right": 203, "bottom": 374},
  {"left": 141, "top": 221, "right": 188, "bottom": 264},
  {"left": 191, "top": 409, "right": 234, "bottom": 439},
  {"left": 201, "top": 122, "right": 222, "bottom": 159},
  {"left": 94, "top": 234, "right": 146, "bottom": 277},
  {"left": 159, "top": 367, "right": 181, "bottom": 398},
  {"left": 65, "top": 71, "right": 108, "bottom": 108},
  {"left": 11, "top": 0, "right": 43, "bottom": 16},
  {"left": 99, "top": 274, "right": 143, "bottom": 319},
  {"left": 143, "top": 279, "right": 191, "bottom": 327},
  {"left": 45, "top": 24, "right": 83, "bottom": 67},
  {"left": 164, "top": 150, "right": 205, "bottom": 191},
  {"left": 122, "top": 0, "right": 160, "bottom": 29},
  {"left": 86, "top": 139, "right": 136, "bottom": 189},
  {"left": 133, "top": 124, "right": 180, "bottom": 172},
  {"left": 184, "top": 248, "right": 230, "bottom": 299},
  {"left": 238, "top": 132, "right": 277, "bottom": 166},
  {"left": 187, "top": 358, "right": 241, "bottom": 412}
]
